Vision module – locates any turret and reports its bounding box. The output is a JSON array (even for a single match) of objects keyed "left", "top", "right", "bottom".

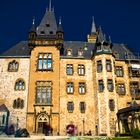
[
  {"left": 95, "top": 26, "right": 112, "bottom": 54},
  {"left": 56, "top": 17, "right": 64, "bottom": 40},
  {"left": 87, "top": 17, "right": 97, "bottom": 43},
  {"left": 28, "top": 18, "right": 36, "bottom": 40},
  {"left": 28, "top": 18, "right": 37, "bottom": 50}
]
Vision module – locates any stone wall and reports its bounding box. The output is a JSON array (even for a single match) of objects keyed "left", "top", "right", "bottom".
[
  {"left": 0, "top": 58, "right": 30, "bottom": 129},
  {"left": 60, "top": 59, "right": 95, "bottom": 135}
]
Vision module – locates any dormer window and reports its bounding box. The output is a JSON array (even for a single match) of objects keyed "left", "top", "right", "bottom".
[
  {"left": 40, "top": 31, "right": 45, "bottom": 35},
  {"left": 46, "top": 24, "right": 50, "bottom": 27},
  {"left": 78, "top": 49, "right": 83, "bottom": 56},
  {"left": 67, "top": 49, "right": 72, "bottom": 56},
  {"left": 50, "top": 31, "right": 53, "bottom": 34}
]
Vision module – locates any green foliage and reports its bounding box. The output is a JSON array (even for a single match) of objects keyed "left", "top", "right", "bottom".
[{"left": 132, "top": 128, "right": 140, "bottom": 139}]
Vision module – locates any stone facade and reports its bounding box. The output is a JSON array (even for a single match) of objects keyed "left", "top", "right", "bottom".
[
  {"left": 0, "top": 1, "right": 140, "bottom": 137},
  {"left": 0, "top": 58, "right": 30, "bottom": 129},
  {"left": 60, "top": 59, "right": 95, "bottom": 135}
]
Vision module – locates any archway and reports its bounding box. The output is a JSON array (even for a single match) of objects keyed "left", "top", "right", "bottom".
[{"left": 37, "top": 113, "right": 52, "bottom": 135}]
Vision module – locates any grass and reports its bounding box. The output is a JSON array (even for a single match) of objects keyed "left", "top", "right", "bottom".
[{"left": 75, "top": 137, "right": 137, "bottom": 140}]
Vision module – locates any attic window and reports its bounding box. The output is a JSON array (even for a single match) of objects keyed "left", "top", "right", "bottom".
[
  {"left": 67, "top": 49, "right": 72, "bottom": 56},
  {"left": 40, "top": 31, "right": 45, "bottom": 35},
  {"left": 78, "top": 49, "right": 83, "bottom": 56},
  {"left": 46, "top": 24, "right": 50, "bottom": 27},
  {"left": 50, "top": 31, "right": 53, "bottom": 34}
]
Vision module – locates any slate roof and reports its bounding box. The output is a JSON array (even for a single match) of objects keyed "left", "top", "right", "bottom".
[
  {"left": 0, "top": 40, "right": 138, "bottom": 61},
  {"left": 36, "top": 9, "right": 57, "bottom": 36},
  {"left": 0, "top": 104, "right": 9, "bottom": 112},
  {"left": 62, "top": 41, "right": 95, "bottom": 59},
  {"left": 112, "top": 43, "right": 135, "bottom": 60},
  {"left": 0, "top": 41, "right": 30, "bottom": 57}
]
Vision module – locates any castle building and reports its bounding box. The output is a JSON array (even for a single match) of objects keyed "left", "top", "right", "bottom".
[{"left": 0, "top": 1, "right": 140, "bottom": 136}]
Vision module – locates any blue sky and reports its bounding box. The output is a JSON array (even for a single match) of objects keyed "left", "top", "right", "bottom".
[{"left": 0, "top": 0, "right": 140, "bottom": 53}]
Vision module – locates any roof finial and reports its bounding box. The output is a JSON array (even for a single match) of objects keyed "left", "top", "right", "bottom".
[
  {"left": 109, "top": 35, "right": 112, "bottom": 43},
  {"left": 32, "top": 17, "right": 35, "bottom": 25},
  {"left": 49, "top": 0, "right": 52, "bottom": 12},
  {"left": 91, "top": 16, "right": 96, "bottom": 34},
  {"left": 59, "top": 17, "right": 62, "bottom": 25}
]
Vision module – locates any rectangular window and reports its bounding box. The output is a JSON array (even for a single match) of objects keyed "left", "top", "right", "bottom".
[
  {"left": 66, "top": 64, "right": 73, "bottom": 75},
  {"left": 78, "top": 65, "right": 85, "bottom": 75},
  {"left": 129, "top": 67, "right": 140, "bottom": 77},
  {"left": 97, "top": 60, "right": 102, "bottom": 72},
  {"left": 117, "top": 84, "right": 125, "bottom": 95},
  {"left": 107, "top": 79, "right": 113, "bottom": 92},
  {"left": 80, "top": 102, "right": 86, "bottom": 113},
  {"left": 79, "top": 83, "right": 86, "bottom": 94},
  {"left": 36, "top": 81, "right": 52, "bottom": 105},
  {"left": 106, "top": 60, "right": 112, "bottom": 72},
  {"left": 109, "top": 99, "right": 115, "bottom": 111},
  {"left": 115, "top": 66, "right": 124, "bottom": 77},
  {"left": 130, "top": 82, "right": 140, "bottom": 99},
  {"left": 67, "top": 102, "right": 74, "bottom": 113},
  {"left": 98, "top": 80, "right": 104, "bottom": 92},
  {"left": 37, "top": 53, "right": 53, "bottom": 71},
  {"left": 67, "top": 82, "right": 74, "bottom": 94}
]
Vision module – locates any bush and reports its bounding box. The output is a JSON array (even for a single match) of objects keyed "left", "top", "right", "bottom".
[
  {"left": 132, "top": 128, "right": 140, "bottom": 139},
  {"left": 5, "top": 124, "right": 15, "bottom": 135},
  {"left": 15, "top": 128, "right": 29, "bottom": 137}
]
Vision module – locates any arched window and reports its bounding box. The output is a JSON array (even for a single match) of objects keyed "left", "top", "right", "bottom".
[
  {"left": 8, "top": 60, "right": 19, "bottom": 72},
  {"left": 15, "top": 79, "right": 25, "bottom": 91},
  {"left": 13, "top": 98, "right": 24, "bottom": 109},
  {"left": 13, "top": 99, "right": 17, "bottom": 109}
]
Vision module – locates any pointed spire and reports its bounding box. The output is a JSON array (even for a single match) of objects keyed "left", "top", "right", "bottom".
[
  {"left": 91, "top": 16, "right": 96, "bottom": 34},
  {"left": 29, "top": 17, "right": 36, "bottom": 32},
  {"left": 57, "top": 17, "right": 63, "bottom": 32},
  {"left": 49, "top": 0, "right": 52, "bottom": 12},
  {"left": 59, "top": 17, "right": 62, "bottom": 25},
  {"left": 109, "top": 36, "right": 112, "bottom": 43},
  {"left": 32, "top": 17, "right": 35, "bottom": 25}
]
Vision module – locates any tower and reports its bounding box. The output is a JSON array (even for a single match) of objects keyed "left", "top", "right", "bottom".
[
  {"left": 87, "top": 17, "right": 97, "bottom": 43},
  {"left": 27, "top": 0, "right": 61, "bottom": 134}
]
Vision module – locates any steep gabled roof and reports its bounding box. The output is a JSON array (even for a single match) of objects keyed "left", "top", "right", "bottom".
[
  {"left": 36, "top": 6, "right": 57, "bottom": 36},
  {"left": 0, "top": 104, "right": 9, "bottom": 112},
  {"left": 0, "top": 41, "right": 30, "bottom": 57}
]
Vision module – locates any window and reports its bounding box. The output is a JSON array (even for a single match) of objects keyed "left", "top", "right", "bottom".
[
  {"left": 109, "top": 99, "right": 115, "bottom": 111},
  {"left": 67, "top": 82, "right": 74, "bottom": 94},
  {"left": 79, "top": 83, "right": 86, "bottom": 94},
  {"left": 50, "top": 31, "right": 53, "bottom": 34},
  {"left": 97, "top": 60, "right": 102, "bottom": 72},
  {"left": 115, "top": 66, "right": 124, "bottom": 77},
  {"left": 66, "top": 64, "right": 73, "bottom": 75},
  {"left": 117, "top": 84, "right": 125, "bottom": 95},
  {"left": 13, "top": 98, "right": 24, "bottom": 109},
  {"left": 107, "top": 79, "right": 113, "bottom": 92},
  {"left": 98, "top": 80, "right": 104, "bottom": 92},
  {"left": 67, "top": 49, "right": 72, "bottom": 56},
  {"left": 40, "top": 31, "right": 45, "bottom": 35},
  {"left": 78, "top": 49, "right": 83, "bottom": 56},
  {"left": 129, "top": 82, "right": 140, "bottom": 99},
  {"left": 106, "top": 60, "right": 112, "bottom": 72},
  {"left": 8, "top": 60, "right": 19, "bottom": 72},
  {"left": 46, "top": 24, "right": 50, "bottom": 27},
  {"left": 36, "top": 81, "right": 52, "bottom": 104},
  {"left": 130, "top": 82, "right": 139, "bottom": 94},
  {"left": 37, "top": 53, "right": 52, "bottom": 71},
  {"left": 129, "top": 66, "right": 140, "bottom": 77},
  {"left": 80, "top": 102, "right": 86, "bottom": 113},
  {"left": 67, "top": 102, "right": 74, "bottom": 113},
  {"left": 15, "top": 79, "right": 25, "bottom": 91},
  {"left": 78, "top": 65, "right": 85, "bottom": 75}
]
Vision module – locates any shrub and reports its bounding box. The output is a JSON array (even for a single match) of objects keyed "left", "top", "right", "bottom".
[{"left": 132, "top": 128, "right": 140, "bottom": 139}]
